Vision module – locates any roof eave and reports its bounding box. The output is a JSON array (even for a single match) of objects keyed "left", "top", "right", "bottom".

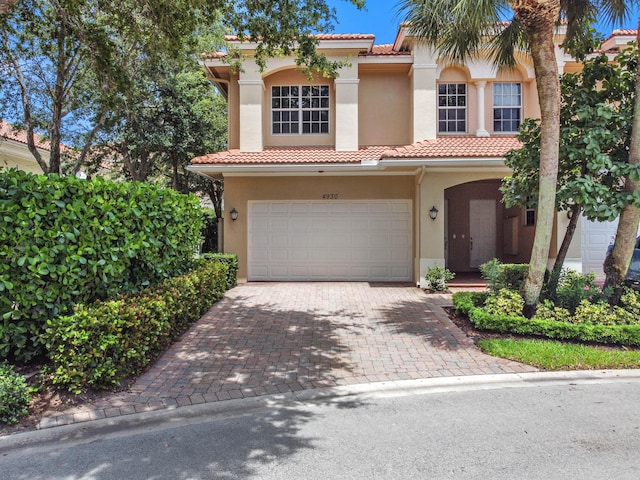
[
  {"left": 379, "top": 157, "right": 508, "bottom": 167},
  {"left": 187, "top": 161, "right": 427, "bottom": 177}
]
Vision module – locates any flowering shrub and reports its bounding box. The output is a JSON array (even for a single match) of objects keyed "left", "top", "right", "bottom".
[{"left": 555, "top": 270, "right": 608, "bottom": 314}]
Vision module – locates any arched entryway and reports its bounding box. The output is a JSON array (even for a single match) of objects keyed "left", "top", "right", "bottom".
[{"left": 445, "top": 179, "right": 534, "bottom": 272}]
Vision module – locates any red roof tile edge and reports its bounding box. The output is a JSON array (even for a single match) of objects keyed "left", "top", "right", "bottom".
[
  {"left": 192, "top": 137, "right": 523, "bottom": 165},
  {"left": 0, "top": 121, "right": 51, "bottom": 151}
]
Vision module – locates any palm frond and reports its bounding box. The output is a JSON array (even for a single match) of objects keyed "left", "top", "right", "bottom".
[
  {"left": 487, "top": 17, "right": 528, "bottom": 68},
  {"left": 593, "top": 0, "right": 637, "bottom": 28},
  {"left": 397, "top": 0, "right": 521, "bottom": 65}
]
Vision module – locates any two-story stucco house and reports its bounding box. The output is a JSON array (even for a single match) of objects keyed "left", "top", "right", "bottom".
[
  {"left": 0, "top": 121, "right": 50, "bottom": 173},
  {"left": 189, "top": 25, "right": 632, "bottom": 286}
]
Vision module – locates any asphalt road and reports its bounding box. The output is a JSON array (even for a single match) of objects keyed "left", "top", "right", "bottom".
[{"left": 1, "top": 372, "right": 640, "bottom": 479}]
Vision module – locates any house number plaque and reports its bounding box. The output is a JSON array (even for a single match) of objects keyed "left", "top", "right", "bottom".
[{"left": 322, "top": 194, "right": 339, "bottom": 199}]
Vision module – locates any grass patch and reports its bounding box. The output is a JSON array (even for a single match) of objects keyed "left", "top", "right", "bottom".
[{"left": 477, "top": 338, "right": 640, "bottom": 370}]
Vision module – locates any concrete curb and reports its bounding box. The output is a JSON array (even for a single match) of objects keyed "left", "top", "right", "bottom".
[{"left": 3, "top": 369, "right": 640, "bottom": 453}]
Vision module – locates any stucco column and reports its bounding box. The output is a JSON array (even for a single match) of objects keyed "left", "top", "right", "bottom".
[
  {"left": 238, "top": 79, "right": 264, "bottom": 152},
  {"left": 474, "top": 80, "right": 490, "bottom": 137},
  {"left": 334, "top": 78, "right": 359, "bottom": 151},
  {"left": 411, "top": 63, "right": 438, "bottom": 142}
]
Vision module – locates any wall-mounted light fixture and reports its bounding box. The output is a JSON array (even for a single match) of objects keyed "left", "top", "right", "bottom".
[
  {"left": 230, "top": 208, "right": 238, "bottom": 221},
  {"left": 429, "top": 206, "right": 439, "bottom": 221}
]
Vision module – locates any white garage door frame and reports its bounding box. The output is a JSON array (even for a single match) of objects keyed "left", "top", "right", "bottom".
[{"left": 248, "top": 200, "right": 413, "bottom": 281}]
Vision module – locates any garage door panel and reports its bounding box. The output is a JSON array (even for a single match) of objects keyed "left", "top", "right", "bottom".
[
  {"left": 291, "top": 203, "right": 309, "bottom": 214},
  {"left": 248, "top": 200, "right": 412, "bottom": 281},
  {"left": 371, "top": 203, "right": 391, "bottom": 214}
]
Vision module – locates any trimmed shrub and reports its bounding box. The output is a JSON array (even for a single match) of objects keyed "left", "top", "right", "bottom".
[
  {"left": 484, "top": 289, "right": 524, "bottom": 317},
  {"left": 44, "top": 261, "right": 227, "bottom": 393},
  {"left": 452, "top": 293, "right": 640, "bottom": 347},
  {"left": 535, "top": 300, "right": 572, "bottom": 323},
  {"left": 0, "top": 170, "right": 204, "bottom": 362},
  {"left": 201, "top": 253, "right": 238, "bottom": 290},
  {"left": 0, "top": 363, "right": 32, "bottom": 425},
  {"left": 480, "top": 259, "right": 528, "bottom": 293},
  {"left": 452, "top": 291, "right": 489, "bottom": 315},
  {"left": 425, "top": 265, "right": 455, "bottom": 292}
]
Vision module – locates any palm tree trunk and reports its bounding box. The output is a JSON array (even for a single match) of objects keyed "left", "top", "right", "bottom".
[
  {"left": 603, "top": 24, "right": 640, "bottom": 305},
  {"left": 511, "top": 0, "right": 561, "bottom": 317}
]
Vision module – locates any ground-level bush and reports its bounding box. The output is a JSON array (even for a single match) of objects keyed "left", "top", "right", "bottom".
[
  {"left": 452, "top": 291, "right": 640, "bottom": 347},
  {"left": 201, "top": 253, "right": 238, "bottom": 290},
  {"left": 425, "top": 265, "right": 455, "bottom": 292},
  {"left": 44, "top": 261, "right": 227, "bottom": 393},
  {"left": 0, "top": 169, "right": 204, "bottom": 363},
  {"left": 480, "top": 259, "right": 529, "bottom": 294},
  {"left": 0, "top": 363, "right": 32, "bottom": 425},
  {"left": 554, "top": 270, "right": 608, "bottom": 313}
]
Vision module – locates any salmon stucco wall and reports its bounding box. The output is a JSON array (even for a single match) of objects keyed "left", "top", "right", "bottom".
[
  {"left": 223, "top": 175, "right": 416, "bottom": 282},
  {"left": 358, "top": 67, "right": 411, "bottom": 146}
]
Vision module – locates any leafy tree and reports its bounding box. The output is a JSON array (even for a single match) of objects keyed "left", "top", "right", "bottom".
[
  {"left": 605, "top": 26, "right": 640, "bottom": 303},
  {"left": 502, "top": 49, "right": 640, "bottom": 298},
  {"left": 397, "top": 0, "right": 634, "bottom": 316},
  {"left": 0, "top": 0, "right": 364, "bottom": 174},
  {"left": 91, "top": 66, "right": 228, "bottom": 213}
]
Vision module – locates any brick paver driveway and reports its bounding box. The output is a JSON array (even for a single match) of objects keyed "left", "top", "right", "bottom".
[{"left": 41, "top": 283, "right": 537, "bottom": 428}]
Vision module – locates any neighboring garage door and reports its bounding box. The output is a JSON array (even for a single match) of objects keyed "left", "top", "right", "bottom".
[
  {"left": 248, "top": 200, "right": 412, "bottom": 281},
  {"left": 582, "top": 217, "right": 640, "bottom": 279},
  {"left": 582, "top": 218, "right": 618, "bottom": 280}
]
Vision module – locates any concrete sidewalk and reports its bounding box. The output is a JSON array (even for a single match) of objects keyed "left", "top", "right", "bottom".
[{"left": 38, "top": 282, "right": 537, "bottom": 429}]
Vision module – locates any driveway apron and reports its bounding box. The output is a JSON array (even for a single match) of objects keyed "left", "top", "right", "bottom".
[{"left": 40, "top": 283, "right": 537, "bottom": 428}]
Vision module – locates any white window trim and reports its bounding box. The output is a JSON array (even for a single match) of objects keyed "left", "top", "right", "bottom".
[
  {"left": 437, "top": 83, "right": 467, "bottom": 134},
  {"left": 271, "top": 85, "right": 330, "bottom": 136},
  {"left": 493, "top": 82, "right": 522, "bottom": 133}
]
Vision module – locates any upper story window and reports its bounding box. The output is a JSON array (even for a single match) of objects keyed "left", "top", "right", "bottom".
[
  {"left": 271, "top": 85, "right": 330, "bottom": 135},
  {"left": 493, "top": 83, "right": 522, "bottom": 133},
  {"left": 438, "top": 83, "right": 466, "bottom": 133}
]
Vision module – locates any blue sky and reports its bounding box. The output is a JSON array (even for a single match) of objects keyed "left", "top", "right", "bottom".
[{"left": 327, "top": 0, "right": 640, "bottom": 45}]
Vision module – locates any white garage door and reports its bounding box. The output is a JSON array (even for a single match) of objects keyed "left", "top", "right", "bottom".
[
  {"left": 248, "top": 200, "right": 412, "bottom": 281},
  {"left": 582, "top": 218, "right": 618, "bottom": 279},
  {"left": 582, "top": 217, "right": 640, "bottom": 279}
]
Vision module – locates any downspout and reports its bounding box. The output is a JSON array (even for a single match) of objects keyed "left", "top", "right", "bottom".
[{"left": 415, "top": 166, "right": 427, "bottom": 286}]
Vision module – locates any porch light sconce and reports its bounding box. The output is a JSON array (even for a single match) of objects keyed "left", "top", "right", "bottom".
[
  {"left": 229, "top": 208, "right": 239, "bottom": 221},
  {"left": 429, "top": 206, "right": 439, "bottom": 221}
]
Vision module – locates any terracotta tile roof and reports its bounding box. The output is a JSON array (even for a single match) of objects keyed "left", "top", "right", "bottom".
[
  {"left": 223, "top": 33, "right": 375, "bottom": 42},
  {"left": 607, "top": 29, "right": 637, "bottom": 38},
  {"left": 0, "top": 121, "right": 51, "bottom": 151},
  {"left": 201, "top": 51, "right": 228, "bottom": 59},
  {"left": 381, "top": 136, "right": 522, "bottom": 159},
  {"left": 192, "top": 137, "right": 522, "bottom": 166},
  {"left": 361, "top": 44, "right": 410, "bottom": 56},
  {"left": 192, "top": 146, "right": 389, "bottom": 165}
]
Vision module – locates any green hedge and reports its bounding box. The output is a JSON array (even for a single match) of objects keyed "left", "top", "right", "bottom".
[
  {"left": 0, "top": 170, "right": 204, "bottom": 362},
  {"left": 0, "top": 363, "right": 32, "bottom": 425},
  {"left": 480, "top": 259, "right": 529, "bottom": 293},
  {"left": 44, "top": 260, "right": 228, "bottom": 393},
  {"left": 452, "top": 292, "right": 640, "bottom": 347},
  {"left": 201, "top": 253, "right": 238, "bottom": 290}
]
